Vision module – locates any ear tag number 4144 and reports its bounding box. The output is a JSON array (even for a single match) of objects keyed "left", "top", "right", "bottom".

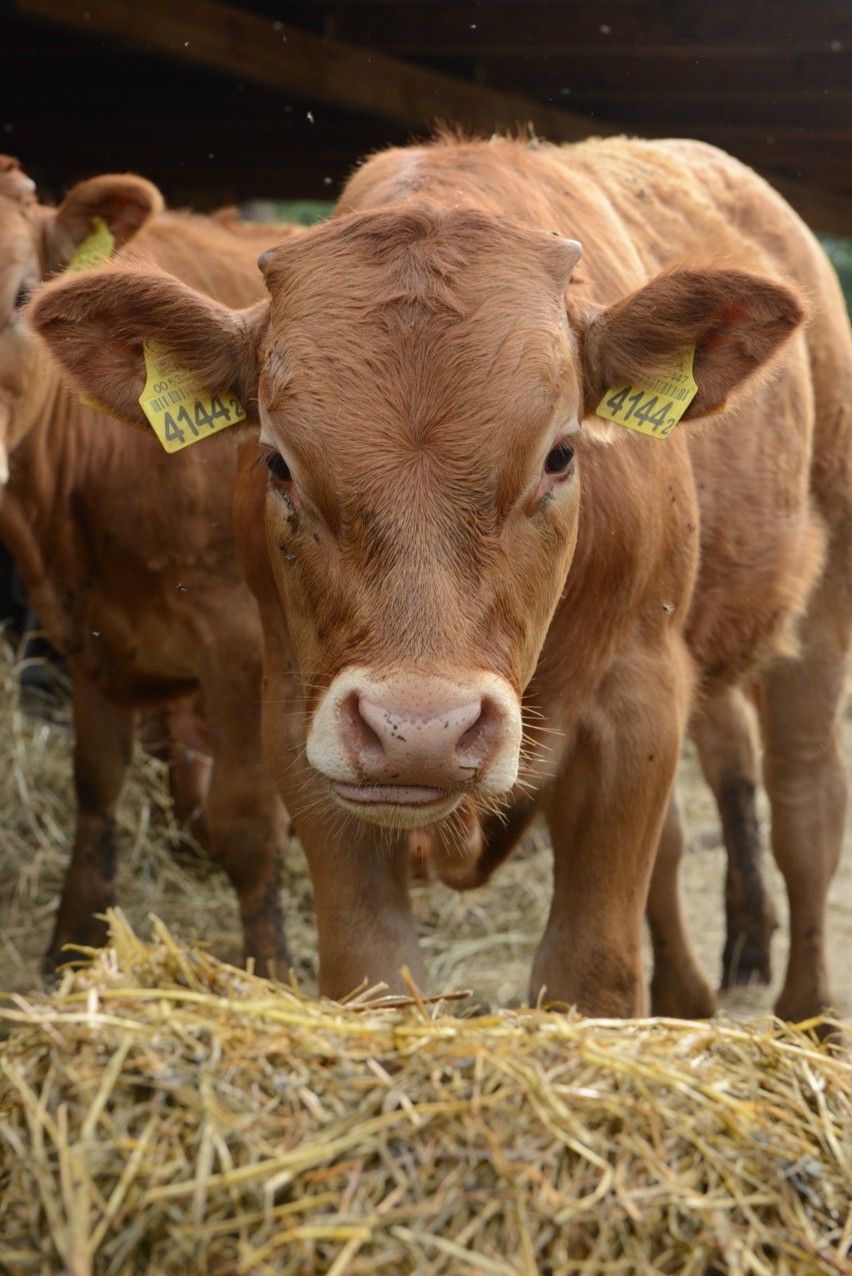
[
  {"left": 139, "top": 340, "right": 246, "bottom": 453},
  {"left": 596, "top": 347, "right": 698, "bottom": 438}
]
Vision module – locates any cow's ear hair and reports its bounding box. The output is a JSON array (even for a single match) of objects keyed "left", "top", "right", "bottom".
[
  {"left": 27, "top": 267, "right": 266, "bottom": 435},
  {"left": 42, "top": 174, "right": 165, "bottom": 274},
  {"left": 571, "top": 266, "right": 807, "bottom": 428}
]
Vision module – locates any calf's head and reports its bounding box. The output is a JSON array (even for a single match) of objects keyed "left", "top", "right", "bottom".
[
  {"left": 0, "top": 155, "right": 162, "bottom": 477},
  {"left": 28, "top": 201, "right": 804, "bottom": 828}
]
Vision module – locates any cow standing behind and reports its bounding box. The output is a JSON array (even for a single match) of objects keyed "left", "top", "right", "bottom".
[
  {"left": 0, "top": 158, "right": 292, "bottom": 972},
  {"left": 31, "top": 136, "right": 852, "bottom": 1021}
]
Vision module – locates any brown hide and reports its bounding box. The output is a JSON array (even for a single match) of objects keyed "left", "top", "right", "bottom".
[
  {"left": 29, "top": 137, "right": 852, "bottom": 1023},
  {"left": 0, "top": 157, "right": 299, "bottom": 973}
]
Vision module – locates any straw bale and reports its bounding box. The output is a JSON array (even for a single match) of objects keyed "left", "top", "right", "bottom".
[{"left": 1, "top": 913, "right": 850, "bottom": 1276}]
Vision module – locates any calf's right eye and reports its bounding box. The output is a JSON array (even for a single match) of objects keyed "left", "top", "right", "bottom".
[
  {"left": 266, "top": 452, "right": 292, "bottom": 482},
  {"left": 545, "top": 442, "right": 575, "bottom": 475}
]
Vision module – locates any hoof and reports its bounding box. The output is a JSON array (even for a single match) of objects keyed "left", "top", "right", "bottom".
[
  {"left": 720, "top": 932, "right": 772, "bottom": 990},
  {"left": 650, "top": 972, "right": 717, "bottom": 1020}
]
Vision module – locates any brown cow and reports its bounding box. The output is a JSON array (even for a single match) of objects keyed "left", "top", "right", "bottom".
[
  {"left": 30, "top": 135, "right": 852, "bottom": 1021},
  {"left": 0, "top": 157, "right": 293, "bottom": 973}
]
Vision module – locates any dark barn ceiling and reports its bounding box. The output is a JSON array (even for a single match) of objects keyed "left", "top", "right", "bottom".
[{"left": 2, "top": 0, "right": 851, "bottom": 234}]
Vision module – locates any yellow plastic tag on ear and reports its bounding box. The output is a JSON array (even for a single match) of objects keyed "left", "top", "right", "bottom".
[
  {"left": 68, "top": 216, "right": 116, "bottom": 272},
  {"left": 139, "top": 340, "right": 246, "bottom": 452},
  {"left": 596, "top": 348, "right": 698, "bottom": 439}
]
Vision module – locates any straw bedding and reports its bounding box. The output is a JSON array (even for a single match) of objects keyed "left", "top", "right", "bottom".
[{"left": 1, "top": 912, "right": 850, "bottom": 1276}]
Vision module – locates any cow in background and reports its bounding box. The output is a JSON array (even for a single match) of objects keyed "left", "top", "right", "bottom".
[
  {"left": 0, "top": 156, "right": 294, "bottom": 973},
  {"left": 31, "top": 135, "right": 851, "bottom": 1021}
]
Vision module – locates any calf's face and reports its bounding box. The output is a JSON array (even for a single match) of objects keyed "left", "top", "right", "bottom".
[
  {"left": 255, "top": 208, "right": 585, "bottom": 826},
  {"left": 28, "top": 201, "right": 805, "bottom": 829}
]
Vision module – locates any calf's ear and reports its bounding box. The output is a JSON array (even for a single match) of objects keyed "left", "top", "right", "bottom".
[
  {"left": 42, "top": 174, "right": 165, "bottom": 274},
  {"left": 572, "top": 266, "right": 807, "bottom": 426},
  {"left": 27, "top": 267, "right": 266, "bottom": 434}
]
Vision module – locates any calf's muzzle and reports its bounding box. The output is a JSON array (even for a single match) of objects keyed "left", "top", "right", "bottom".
[{"left": 306, "top": 669, "right": 522, "bottom": 828}]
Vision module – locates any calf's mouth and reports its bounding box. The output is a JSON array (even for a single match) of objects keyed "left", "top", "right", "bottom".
[{"left": 329, "top": 781, "right": 461, "bottom": 829}]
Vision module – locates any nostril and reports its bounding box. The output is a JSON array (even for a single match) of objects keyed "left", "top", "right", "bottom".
[
  {"left": 457, "top": 710, "right": 484, "bottom": 755},
  {"left": 456, "top": 696, "right": 502, "bottom": 766},
  {"left": 339, "top": 690, "right": 386, "bottom": 763}
]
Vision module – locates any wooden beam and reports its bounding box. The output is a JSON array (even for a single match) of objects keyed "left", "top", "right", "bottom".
[
  {"left": 324, "top": 1, "right": 852, "bottom": 57},
  {"left": 468, "top": 50, "right": 852, "bottom": 99},
  {"left": 14, "top": 0, "right": 613, "bottom": 142}
]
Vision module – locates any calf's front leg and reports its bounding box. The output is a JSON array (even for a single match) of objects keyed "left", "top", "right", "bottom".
[
  {"left": 44, "top": 672, "right": 134, "bottom": 971},
  {"left": 645, "top": 789, "right": 715, "bottom": 1018},
  {"left": 690, "top": 685, "right": 777, "bottom": 989},
  {"left": 201, "top": 664, "right": 291, "bottom": 978},
  {"left": 533, "top": 665, "right": 688, "bottom": 1018}
]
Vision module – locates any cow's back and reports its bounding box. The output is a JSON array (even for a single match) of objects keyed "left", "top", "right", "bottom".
[
  {"left": 130, "top": 210, "right": 295, "bottom": 306},
  {"left": 341, "top": 136, "right": 852, "bottom": 696}
]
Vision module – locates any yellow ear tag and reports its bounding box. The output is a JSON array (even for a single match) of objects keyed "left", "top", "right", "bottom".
[
  {"left": 596, "top": 347, "right": 698, "bottom": 439},
  {"left": 139, "top": 340, "right": 246, "bottom": 453},
  {"left": 68, "top": 215, "right": 116, "bottom": 272}
]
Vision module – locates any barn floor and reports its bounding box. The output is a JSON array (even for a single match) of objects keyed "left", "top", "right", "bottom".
[{"left": 0, "top": 642, "right": 850, "bottom": 1025}]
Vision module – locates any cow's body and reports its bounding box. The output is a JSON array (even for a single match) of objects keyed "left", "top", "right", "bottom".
[
  {"left": 0, "top": 160, "right": 291, "bottom": 971},
  {"left": 31, "top": 136, "right": 852, "bottom": 1020}
]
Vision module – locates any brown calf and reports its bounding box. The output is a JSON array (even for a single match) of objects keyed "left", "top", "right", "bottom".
[
  {"left": 31, "top": 136, "right": 852, "bottom": 1020},
  {"left": 0, "top": 157, "right": 292, "bottom": 972}
]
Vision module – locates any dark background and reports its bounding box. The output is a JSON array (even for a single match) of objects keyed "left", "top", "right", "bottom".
[
  {"left": 2, "top": 1, "right": 851, "bottom": 231},
  {"left": 1, "top": 2, "right": 851, "bottom": 304}
]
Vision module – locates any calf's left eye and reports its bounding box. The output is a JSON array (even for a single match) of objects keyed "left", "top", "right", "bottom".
[
  {"left": 266, "top": 452, "right": 292, "bottom": 482},
  {"left": 544, "top": 442, "right": 574, "bottom": 475}
]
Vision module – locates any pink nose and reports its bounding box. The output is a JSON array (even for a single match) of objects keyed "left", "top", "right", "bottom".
[{"left": 339, "top": 688, "right": 504, "bottom": 787}]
